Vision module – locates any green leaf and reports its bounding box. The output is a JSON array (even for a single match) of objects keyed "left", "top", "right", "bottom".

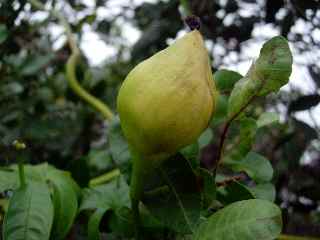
[
  {"left": 225, "top": 152, "right": 273, "bottom": 183},
  {"left": 254, "top": 36, "right": 293, "bottom": 96},
  {"left": 194, "top": 199, "right": 282, "bottom": 240},
  {"left": 0, "top": 24, "right": 8, "bottom": 44},
  {"left": 3, "top": 181, "right": 54, "bottom": 240},
  {"left": 199, "top": 168, "right": 216, "bottom": 208},
  {"left": 0, "top": 169, "right": 18, "bottom": 193},
  {"left": 180, "top": 143, "right": 200, "bottom": 170},
  {"left": 1, "top": 164, "right": 79, "bottom": 239},
  {"left": 225, "top": 118, "right": 257, "bottom": 161},
  {"left": 217, "top": 180, "right": 255, "bottom": 205},
  {"left": 47, "top": 167, "right": 79, "bottom": 240},
  {"left": 198, "top": 128, "right": 213, "bottom": 149},
  {"left": 20, "top": 54, "right": 54, "bottom": 76},
  {"left": 143, "top": 154, "right": 201, "bottom": 233},
  {"left": 250, "top": 183, "right": 276, "bottom": 202},
  {"left": 214, "top": 69, "right": 243, "bottom": 92},
  {"left": 257, "top": 112, "right": 279, "bottom": 128},
  {"left": 108, "top": 117, "right": 131, "bottom": 166},
  {"left": 80, "top": 176, "right": 130, "bottom": 212},
  {"left": 228, "top": 36, "right": 292, "bottom": 118},
  {"left": 80, "top": 176, "right": 130, "bottom": 239},
  {"left": 211, "top": 93, "right": 228, "bottom": 126}
]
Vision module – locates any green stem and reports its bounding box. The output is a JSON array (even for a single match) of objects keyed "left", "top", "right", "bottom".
[
  {"left": 27, "top": 0, "right": 115, "bottom": 121},
  {"left": 13, "top": 140, "right": 27, "bottom": 188},
  {"left": 278, "top": 234, "right": 320, "bottom": 240},
  {"left": 18, "top": 156, "right": 26, "bottom": 188},
  {"left": 66, "top": 50, "right": 114, "bottom": 120},
  {"left": 130, "top": 153, "right": 145, "bottom": 239},
  {"left": 89, "top": 168, "right": 120, "bottom": 187}
]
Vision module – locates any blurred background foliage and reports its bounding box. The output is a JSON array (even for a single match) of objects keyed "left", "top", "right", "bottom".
[{"left": 0, "top": 0, "right": 319, "bottom": 238}]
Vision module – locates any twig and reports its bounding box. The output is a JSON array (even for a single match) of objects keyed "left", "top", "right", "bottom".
[{"left": 216, "top": 175, "right": 246, "bottom": 187}]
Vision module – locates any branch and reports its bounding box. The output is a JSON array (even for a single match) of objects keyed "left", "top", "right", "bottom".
[{"left": 28, "top": 0, "right": 115, "bottom": 121}]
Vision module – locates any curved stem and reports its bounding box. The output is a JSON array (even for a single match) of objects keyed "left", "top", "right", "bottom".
[
  {"left": 66, "top": 50, "right": 114, "bottom": 120},
  {"left": 28, "top": 0, "right": 115, "bottom": 121}
]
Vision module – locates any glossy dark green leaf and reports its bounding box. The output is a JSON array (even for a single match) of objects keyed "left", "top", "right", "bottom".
[
  {"left": 225, "top": 152, "right": 273, "bottom": 183},
  {"left": 217, "top": 180, "right": 255, "bottom": 205},
  {"left": 194, "top": 199, "right": 282, "bottom": 240},
  {"left": 228, "top": 36, "right": 292, "bottom": 118},
  {"left": 3, "top": 181, "right": 54, "bottom": 240},
  {"left": 214, "top": 69, "right": 243, "bottom": 92}
]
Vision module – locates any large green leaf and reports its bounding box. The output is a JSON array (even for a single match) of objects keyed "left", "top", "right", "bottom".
[
  {"left": 47, "top": 166, "right": 79, "bottom": 240},
  {"left": 194, "top": 199, "right": 282, "bottom": 240},
  {"left": 225, "top": 152, "right": 273, "bottom": 183},
  {"left": 80, "top": 176, "right": 130, "bottom": 239},
  {"left": 80, "top": 176, "right": 130, "bottom": 211},
  {"left": 0, "top": 169, "right": 18, "bottom": 193},
  {"left": 143, "top": 154, "right": 201, "bottom": 233},
  {"left": 1, "top": 164, "right": 79, "bottom": 240},
  {"left": 2, "top": 181, "right": 54, "bottom": 240},
  {"left": 228, "top": 36, "right": 292, "bottom": 118}
]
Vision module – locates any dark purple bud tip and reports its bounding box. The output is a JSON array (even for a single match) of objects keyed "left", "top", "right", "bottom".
[{"left": 184, "top": 15, "right": 201, "bottom": 31}]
